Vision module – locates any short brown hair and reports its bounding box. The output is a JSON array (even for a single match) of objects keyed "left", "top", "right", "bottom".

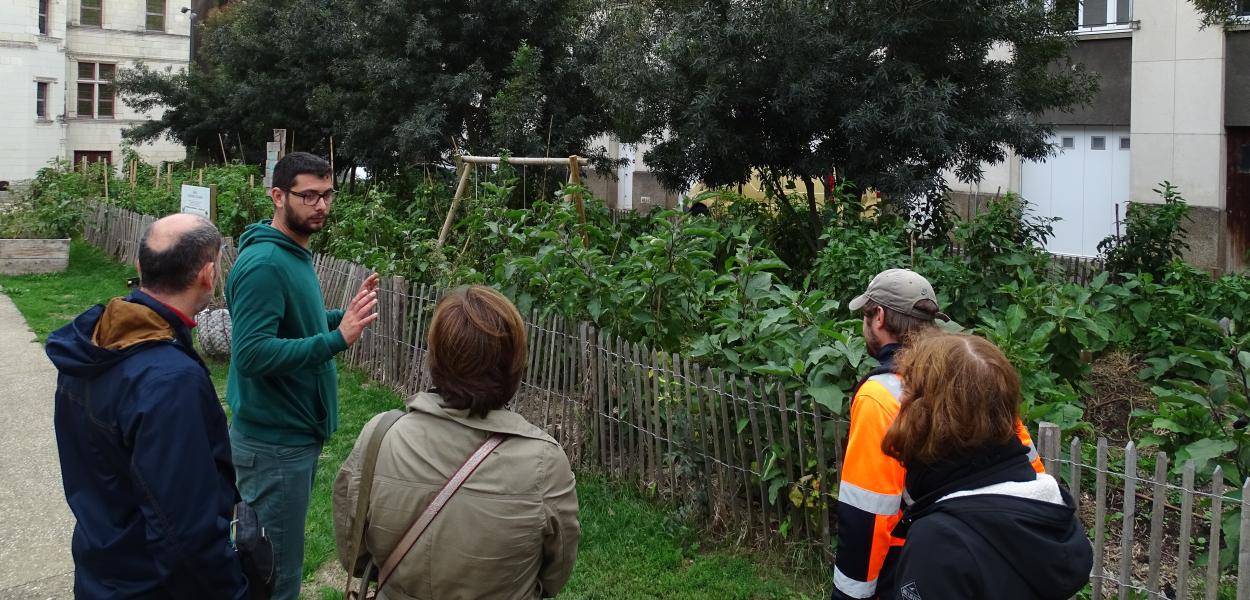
[
  {"left": 427, "top": 286, "right": 528, "bottom": 417},
  {"left": 882, "top": 333, "right": 1022, "bottom": 466},
  {"left": 861, "top": 298, "right": 940, "bottom": 343}
]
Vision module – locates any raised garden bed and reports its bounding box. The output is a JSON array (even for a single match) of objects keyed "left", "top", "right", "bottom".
[{"left": 0, "top": 238, "right": 70, "bottom": 275}]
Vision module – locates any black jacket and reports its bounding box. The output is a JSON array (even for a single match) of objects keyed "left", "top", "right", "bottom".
[
  {"left": 883, "top": 446, "right": 1092, "bottom": 600},
  {"left": 46, "top": 291, "right": 248, "bottom": 599}
]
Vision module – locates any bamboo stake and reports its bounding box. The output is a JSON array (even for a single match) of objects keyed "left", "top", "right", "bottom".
[
  {"left": 218, "top": 132, "right": 228, "bottom": 163},
  {"left": 568, "top": 155, "right": 588, "bottom": 248},
  {"left": 436, "top": 158, "right": 473, "bottom": 249}
]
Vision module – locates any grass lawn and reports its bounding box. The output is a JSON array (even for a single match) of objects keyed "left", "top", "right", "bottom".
[{"left": 3, "top": 239, "right": 824, "bottom": 599}]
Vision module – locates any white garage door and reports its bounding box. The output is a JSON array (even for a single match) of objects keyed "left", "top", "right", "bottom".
[{"left": 1021, "top": 126, "right": 1130, "bottom": 257}]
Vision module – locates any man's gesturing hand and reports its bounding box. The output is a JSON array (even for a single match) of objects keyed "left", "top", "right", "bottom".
[{"left": 338, "top": 273, "right": 380, "bottom": 346}]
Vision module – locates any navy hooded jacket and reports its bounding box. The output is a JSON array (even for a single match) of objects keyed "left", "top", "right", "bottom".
[{"left": 46, "top": 290, "right": 248, "bottom": 599}]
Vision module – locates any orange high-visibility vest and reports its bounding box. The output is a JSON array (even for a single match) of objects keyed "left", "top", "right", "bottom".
[{"left": 832, "top": 372, "right": 1043, "bottom": 600}]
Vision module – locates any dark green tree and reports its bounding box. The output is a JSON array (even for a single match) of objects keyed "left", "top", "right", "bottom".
[
  {"left": 588, "top": 0, "right": 1097, "bottom": 251},
  {"left": 117, "top": 0, "right": 611, "bottom": 185},
  {"left": 118, "top": 0, "right": 340, "bottom": 166}
]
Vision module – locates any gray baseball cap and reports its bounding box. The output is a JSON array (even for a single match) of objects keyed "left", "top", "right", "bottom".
[{"left": 847, "top": 268, "right": 949, "bottom": 321}]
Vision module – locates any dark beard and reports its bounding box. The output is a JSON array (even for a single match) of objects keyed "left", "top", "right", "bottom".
[
  {"left": 865, "top": 329, "right": 884, "bottom": 358},
  {"left": 281, "top": 207, "right": 324, "bottom": 237}
]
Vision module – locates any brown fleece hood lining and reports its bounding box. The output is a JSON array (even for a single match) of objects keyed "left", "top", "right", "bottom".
[{"left": 91, "top": 298, "right": 176, "bottom": 351}]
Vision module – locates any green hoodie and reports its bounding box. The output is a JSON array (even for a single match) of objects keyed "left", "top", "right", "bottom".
[{"left": 226, "top": 221, "right": 346, "bottom": 445}]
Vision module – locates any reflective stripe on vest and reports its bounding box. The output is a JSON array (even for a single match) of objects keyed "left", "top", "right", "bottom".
[
  {"left": 839, "top": 480, "right": 904, "bottom": 516},
  {"left": 834, "top": 566, "right": 878, "bottom": 599},
  {"left": 866, "top": 373, "right": 903, "bottom": 401}
]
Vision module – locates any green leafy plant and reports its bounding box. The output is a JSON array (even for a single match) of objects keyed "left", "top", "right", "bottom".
[{"left": 1098, "top": 181, "right": 1191, "bottom": 278}]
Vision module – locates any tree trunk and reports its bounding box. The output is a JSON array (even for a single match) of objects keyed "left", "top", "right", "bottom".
[
  {"left": 802, "top": 176, "right": 822, "bottom": 249},
  {"left": 764, "top": 170, "right": 817, "bottom": 253}
]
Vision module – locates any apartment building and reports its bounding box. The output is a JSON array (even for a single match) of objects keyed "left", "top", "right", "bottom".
[
  {"left": 951, "top": 1, "right": 1250, "bottom": 270},
  {"left": 0, "top": 0, "right": 190, "bottom": 183}
]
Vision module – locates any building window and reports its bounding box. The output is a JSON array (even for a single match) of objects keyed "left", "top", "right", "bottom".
[
  {"left": 38, "top": 0, "right": 49, "bottom": 34},
  {"left": 1057, "top": 0, "right": 1132, "bottom": 29},
  {"left": 1091, "top": 136, "right": 1107, "bottom": 150},
  {"left": 77, "top": 62, "right": 115, "bottom": 118},
  {"left": 1062, "top": 136, "right": 1076, "bottom": 149},
  {"left": 36, "top": 82, "right": 49, "bottom": 119},
  {"left": 1239, "top": 0, "right": 1250, "bottom": 17},
  {"left": 1120, "top": 137, "right": 1131, "bottom": 150},
  {"left": 146, "top": 0, "right": 165, "bottom": 31},
  {"left": 81, "top": 0, "right": 102, "bottom": 27}
]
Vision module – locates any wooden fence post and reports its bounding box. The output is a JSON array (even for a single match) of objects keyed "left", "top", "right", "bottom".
[
  {"left": 1092, "top": 438, "right": 1108, "bottom": 599},
  {"left": 1145, "top": 452, "right": 1168, "bottom": 595},
  {"left": 1117, "top": 442, "right": 1137, "bottom": 600},
  {"left": 1237, "top": 478, "right": 1250, "bottom": 600},
  {"left": 1206, "top": 467, "right": 1224, "bottom": 600},
  {"left": 1038, "top": 422, "right": 1060, "bottom": 474}
]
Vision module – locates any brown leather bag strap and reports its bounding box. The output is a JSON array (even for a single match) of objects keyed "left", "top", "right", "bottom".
[
  {"left": 376, "top": 432, "right": 508, "bottom": 590},
  {"left": 342, "top": 409, "right": 406, "bottom": 599}
]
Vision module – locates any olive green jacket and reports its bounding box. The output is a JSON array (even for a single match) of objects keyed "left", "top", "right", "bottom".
[{"left": 332, "top": 392, "right": 580, "bottom": 600}]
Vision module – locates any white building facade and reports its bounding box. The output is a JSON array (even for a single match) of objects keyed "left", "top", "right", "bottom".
[
  {"left": 0, "top": 0, "right": 190, "bottom": 184},
  {"left": 951, "top": 1, "right": 1250, "bottom": 270}
]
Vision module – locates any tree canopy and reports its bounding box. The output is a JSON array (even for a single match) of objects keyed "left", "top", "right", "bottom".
[
  {"left": 587, "top": 0, "right": 1096, "bottom": 248},
  {"left": 119, "top": 0, "right": 611, "bottom": 180},
  {"left": 121, "top": 0, "right": 1098, "bottom": 225}
]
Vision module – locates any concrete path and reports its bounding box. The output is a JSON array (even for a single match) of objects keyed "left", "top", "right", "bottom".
[{"left": 0, "top": 294, "right": 74, "bottom": 598}]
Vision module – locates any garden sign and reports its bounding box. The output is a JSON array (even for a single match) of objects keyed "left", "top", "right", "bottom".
[{"left": 180, "top": 184, "right": 217, "bottom": 223}]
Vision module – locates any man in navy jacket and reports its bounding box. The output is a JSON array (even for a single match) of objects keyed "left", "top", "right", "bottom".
[{"left": 47, "top": 213, "right": 249, "bottom": 598}]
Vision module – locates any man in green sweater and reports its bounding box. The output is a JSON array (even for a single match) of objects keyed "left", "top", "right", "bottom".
[{"left": 226, "top": 152, "right": 378, "bottom": 600}]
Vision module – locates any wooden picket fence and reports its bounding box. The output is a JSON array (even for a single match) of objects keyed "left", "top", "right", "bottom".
[
  {"left": 1036, "top": 425, "right": 1250, "bottom": 600},
  {"left": 84, "top": 201, "right": 1250, "bottom": 599},
  {"left": 947, "top": 242, "right": 1108, "bottom": 286}
]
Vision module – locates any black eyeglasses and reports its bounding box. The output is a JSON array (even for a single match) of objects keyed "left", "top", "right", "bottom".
[{"left": 286, "top": 188, "right": 336, "bottom": 205}]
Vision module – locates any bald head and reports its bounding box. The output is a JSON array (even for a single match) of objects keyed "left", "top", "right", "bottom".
[{"left": 138, "top": 213, "right": 222, "bottom": 294}]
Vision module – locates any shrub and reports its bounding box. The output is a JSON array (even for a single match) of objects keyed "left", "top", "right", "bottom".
[{"left": 1098, "top": 181, "right": 1191, "bottom": 277}]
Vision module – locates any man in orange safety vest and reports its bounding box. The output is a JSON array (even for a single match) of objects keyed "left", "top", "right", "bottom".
[{"left": 831, "top": 269, "right": 1044, "bottom": 600}]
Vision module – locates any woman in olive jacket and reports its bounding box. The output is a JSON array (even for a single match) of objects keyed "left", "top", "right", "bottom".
[
  {"left": 333, "top": 286, "right": 580, "bottom": 600},
  {"left": 881, "top": 334, "right": 1092, "bottom": 600}
]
